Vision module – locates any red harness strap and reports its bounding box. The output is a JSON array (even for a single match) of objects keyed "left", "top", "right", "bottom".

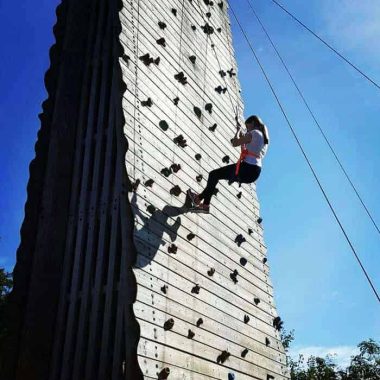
[{"left": 235, "top": 145, "right": 260, "bottom": 176}]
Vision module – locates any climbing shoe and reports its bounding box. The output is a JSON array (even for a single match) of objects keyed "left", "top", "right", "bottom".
[
  {"left": 187, "top": 189, "right": 201, "bottom": 206},
  {"left": 190, "top": 203, "right": 210, "bottom": 214}
]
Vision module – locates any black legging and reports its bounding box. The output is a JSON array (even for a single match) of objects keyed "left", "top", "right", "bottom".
[{"left": 199, "top": 161, "right": 261, "bottom": 205}]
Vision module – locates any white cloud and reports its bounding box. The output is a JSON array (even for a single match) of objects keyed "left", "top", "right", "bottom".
[
  {"left": 321, "top": 0, "right": 380, "bottom": 62},
  {"left": 290, "top": 345, "right": 359, "bottom": 369}
]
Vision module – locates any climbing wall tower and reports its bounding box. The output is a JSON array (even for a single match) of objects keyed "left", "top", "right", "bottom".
[{"left": 0, "top": 0, "right": 288, "bottom": 379}]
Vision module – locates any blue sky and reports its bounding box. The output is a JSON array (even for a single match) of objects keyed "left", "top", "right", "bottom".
[{"left": 0, "top": 0, "right": 379, "bottom": 368}]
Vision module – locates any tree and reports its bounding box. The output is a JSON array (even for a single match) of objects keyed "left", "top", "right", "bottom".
[
  {"left": 0, "top": 268, "right": 13, "bottom": 340},
  {"left": 347, "top": 339, "right": 380, "bottom": 379}
]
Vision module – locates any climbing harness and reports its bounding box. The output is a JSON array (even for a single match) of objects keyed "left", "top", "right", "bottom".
[{"left": 235, "top": 145, "right": 260, "bottom": 176}]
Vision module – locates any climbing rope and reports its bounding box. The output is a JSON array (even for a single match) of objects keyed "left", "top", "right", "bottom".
[
  {"left": 268, "top": 0, "right": 380, "bottom": 92},
  {"left": 246, "top": 0, "right": 380, "bottom": 238},
  {"left": 228, "top": 0, "right": 380, "bottom": 303}
]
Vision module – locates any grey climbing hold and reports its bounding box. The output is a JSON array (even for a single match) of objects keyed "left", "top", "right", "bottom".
[
  {"left": 196, "top": 318, "right": 204, "bottom": 327},
  {"left": 145, "top": 179, "right": 154, "bottom": 188},
  {"left": 170, "top": 185, "right": 182, "bottom": 197},
  {"left": 168, "top": 244, "right": 178, "bottom": 254},
  {"left": 159, "top": 120, "right": 169, "bottom": 131},
  {"left": 156, "top": 37, "right": 166, "bottom": 47},
  {"left": 173, "top": 134, "right": 187, "bottom": 148},
  {"left": 187, "top": 329, "right": 195, "bottom": 339},
  {"left": 187, "top": 232, "right": 196, "bottom": 241},
  {"left": 209, "top": 124, "right": 217, "bottom": 132},
  {"left": 191, "top": 284, "right": 201, "bottom": 294},
  {"left": 235, "top": 234, "right": 246, "bottom": 247},
  {"left": 222, "top": 155, "right": 230, "bottom": 164},
  {"left": 141, "top": 97, "right": 153, "bottom": 107},
  {"left": 244, "top": 314, "right": 250, "bottom": 324},
  {"left": 205, "top": 103, "right": 213, "bottom": 114},
  {"left": 147, "top": 205, "right": 156, "bottom": 214},
  {"left": 194, "top": 106, "right": 202, "bottom": 119},
  {"left": 158, "top": 367, "right": 170, "bottom": 379},
  {"left": 158, "top": 21, "right": 167, "bottom": 30},
  {"left": 241, "top": 348, "right": 249, "bottom": 358},
  {"left": 161, "top": 285, "right": 168, "bottom": 294},
  {"left": 240, "top": 257, "right": 248, "bottom": 266},
  {"left": 207, "top": 268, "right": 215, "bottom": 276}
]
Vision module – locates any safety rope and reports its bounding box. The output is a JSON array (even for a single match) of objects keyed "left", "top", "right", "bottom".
[
  {"left": 228, "top": 0, "right": 380, "bottom": 303},
  {"left": 246, "top": 0, "right": 380, "bottom": 238}
]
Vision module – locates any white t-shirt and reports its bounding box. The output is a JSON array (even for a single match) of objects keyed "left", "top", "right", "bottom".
[{"left": 243, "top": 129, "right": 268, "bottom": 167}]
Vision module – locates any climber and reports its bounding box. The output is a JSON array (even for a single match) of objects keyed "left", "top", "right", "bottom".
[{"left": 187, "top": 115, "right": 269, "bottom": 214}]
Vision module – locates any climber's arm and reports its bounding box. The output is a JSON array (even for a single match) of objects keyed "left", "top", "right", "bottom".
[{"left": 231, "top": 132, "right": 252, "bottom": 147}]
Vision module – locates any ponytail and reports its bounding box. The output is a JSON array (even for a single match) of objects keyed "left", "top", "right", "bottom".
[{"left": 245, "top": 115, "right": 269, "bottom": 145}]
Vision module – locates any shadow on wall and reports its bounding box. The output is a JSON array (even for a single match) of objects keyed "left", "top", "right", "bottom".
[{"left": 130, "top": 191, "right": 191, "bottom": 269}]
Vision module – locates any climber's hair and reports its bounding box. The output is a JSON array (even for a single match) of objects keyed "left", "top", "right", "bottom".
[{"left": 245, "top": 115, "right": 269, "bottom": 145}]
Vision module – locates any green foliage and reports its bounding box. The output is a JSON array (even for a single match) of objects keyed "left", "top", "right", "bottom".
[{"left": 0, "top": 268, "right": 13, "bottom": 340}]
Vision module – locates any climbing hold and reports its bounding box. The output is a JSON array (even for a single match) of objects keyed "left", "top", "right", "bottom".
[
  {"left": 173, "top": 97, "right": 180, "bottom": 105},
  {"left": 273, "top": 316, "right": 283, "bottom": 331},
  {"left": 187, "top": 232, "right": 196, "bottom": 241},
  {"left": 204, "top": 0, "right": 213, "bottom": 5},
  {"left": 217, "top": 350, "right": 230, "bottom": 364},
  {"left": 240, "top": 257, "right": 247, "bottom": 266},
  {"left": 257, "top": 217, "right": 263, "bottom": 224},
  {"left": 195, "top": 153, "right": 202, "bottom": 161},
  {"left": 191, "top": 25, "right": 197, "bottom": 31},
  {"left": 161, "top": 167, "right": 172, "bottom": 177},
  {"left": 159, "top": 120, "right": 169, "bottom": 131},
  {"left": 205, "top": 103, "right": 213, "bottom": 114},
  {"left": 196, "top": 174, "right": 203, "bottom": 183},
  {"left": 241, "top": 348, "right": 249, "bottom": 358},
  {"left": 158, "top": 21, "right": 167, "bottom": 30},
  {"left": 254, "top": 297, "right": 261, "bottom": 305},
  {"left": 244, "top": 314, "right": 250, "bottom": 324},
  {"left": 147, "top": 205, "right": 156, "bottom": 214},
  {"left": 171, "top": 8, "right": 177, "bottom": 16},
  {"left": 222, "top": 155, "right": 230, "bottom": 164},
  {"left": 170, "top": 163, "right": 181, "bottom": 173},
  {"left": 218, "top": 1, "right": 224, "bottom": 10},
  {"left": 267, "top": 375, "right": 275, "bottom": 380},
  {"left": 131, "top": 179, "right": 140, "bottom": 192},
  {"left": 209, "top": 124, "right": 217, "bottom": 132},
  {"left": 161, "top": 285, "right": 168, "bottom": 294},
  {"left": 158, "top": 368, "right": 170, "bottom": 380},
  {"left": 189, "top": 55, "right": 197, "bottom": 64},
  {"left": 122, "top": 54, "right": 130, "bottom": 63},
  {"left": 187, "top": 329, "right": 195, "bottom": 339},
  {"left": 265, "top": 337, "right": 271, "bottom": 346},
  {"left": 235, "top": 234, "right": 246, "bottom": 247},
  {"left": 215, "top": 85, "right": 227, "bottom": 94},
  {"left": 170, "top": 185, "right": 182, "bottom": 197},
  {"left": 156, "top": 37, "right": 167, "bottom": 47},
  {"left": 206, "top": 12, "right": 212, "bottom": 18},
  {"left": 173, "top": 134, "right": 187, "bottom": 148},
  {"left": 211, "top": 43, "right": 215, "bottom": 48},
  {"left": 213, "top": 188, "right": 219, "bottom": 196},
  {"left": 141, "top": 97, "right": 153, "bottom": 107},
  {"left": 248, "top": 228, "right": 253, "bottom": 235},
  {"left": 139, "top": 53, "right": 160, "bottom": 66},
  {"left": 145, "top": 179, "right": 154, "bottom": 188},
  {"left": 228, "top": 374, "right": 235, "bottom": 380},
  {"left": 207, "top": 268, "right": 215, "bottom": 276},
  {"left": 174, "top": 71, "right": 188, "bottom": 85},
  {"left": 191, "top": 284, "right": 201, "bottom": 294},
  {"left": 217, "top": 27, "right": 222, "bottom": 33},
  {"left": 201, "top": 23, "right": 214, "bottom": 35},
  {"left": 196, "top": 318, "right": 204, "bottom": 327},
  {"left": 263, "top": 257, "right": 268, "bottom": 264},
  {"left": 227, "top": 68, "right": 236, "bottom": 77},
  {"left": 168, "top": 244, "right": 178, "bottom": 254},
  {"left": 230, "top": 269, "right": 238, "bottom": 284},
  {"left": 237, "top": 192, "right": 242, "bottom": 199},
  {"left": 194, "top": 106, "right": 202, "bottom": 119},
  {"left": 219, "top": 69, "right": 227, "bottom": 78},
  {"left": 164, "top": 318, "right": 175, "bottom": 331}
]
